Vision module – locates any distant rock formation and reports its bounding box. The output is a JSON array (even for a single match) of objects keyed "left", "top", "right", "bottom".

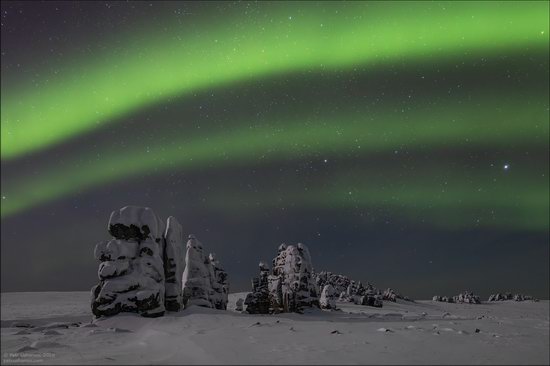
[
  {"left": 91, "top": 206, "right": 228, "bottom": 318},
  {"left": 488, "top": 293, "right": 538, "bottom": 302},
  {"left": 434, "top": 291, "right": 479, "bottom": 304},
  {"left": 246, "top": 243, "right": 319, "bottom": 314},
  {"left": 453, "top": 291, "right": 481, "bottom": 304},
  {"left": 320, "top": 284, "right": 337, "bottom": 310},
  {"left": 91, "top": 206, "right": 166, "bottom": 318},
  {"left": 432, "top": 295, "right": 454, "bottom": 303}
]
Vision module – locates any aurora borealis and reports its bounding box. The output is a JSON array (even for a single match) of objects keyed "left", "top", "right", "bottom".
[{"left": 1, "top": 1, "right": 548, "bottom": 297}]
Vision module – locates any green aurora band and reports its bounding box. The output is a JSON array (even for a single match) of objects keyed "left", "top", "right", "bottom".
[
  {"left": 1, "top": 1, "right": 548, "bottom": 158},
  {"left": 1, "top": 2, "right": 548, "bottom": 230},
  {"left": 2, "top": 91, "right": 548, "bottom": 228}
]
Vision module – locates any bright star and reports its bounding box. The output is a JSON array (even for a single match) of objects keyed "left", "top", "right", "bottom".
[{"left": 503, "top": 164, "right": 510, "bottom": 170}]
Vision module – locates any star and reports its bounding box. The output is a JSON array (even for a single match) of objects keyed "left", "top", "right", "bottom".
[{"left": 503, "top": 164, "right": 510, "bottom": 170}]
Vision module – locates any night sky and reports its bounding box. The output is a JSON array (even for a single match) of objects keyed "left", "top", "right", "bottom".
[{"left": 1, "top": 1, "right": 548, "bottom": 299}]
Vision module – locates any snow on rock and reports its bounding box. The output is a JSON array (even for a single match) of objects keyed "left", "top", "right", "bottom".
[
  {"left": 381, "top": 288, "right": 412, "bottom": 302},
  {"left": 432, "top": 296, "right": 455, "bottom": 303},
  {"left": 320, "top": 284, "right": 337, "bottom": 310},
  {"left": 209, "top": 253, "right": 229, "bottom": 310},
  {"left": 92, "top": 233, "right": 165, "bottom": 318},
  {"left": 382, "top": 288, "right": 398, "bottom": 302},
  {"left": 315, "top": 271, "right": 386, "bottom": 308},
  {"left": 453, "top": 291, "right": 481, "bottom": 304},
  {"left": 315, "top": 271, "right": 351, "bottom": 295},
  {"left": 92, "top": 207, "right": 166, "bottom": 318},
  {"left": 181, "top": 235, "right": 229, "bottom": 309},
  {"left": 163, "top": 216, "right": 185, "bottom": 311},
  {"left": 182, "top": 235, "right": 212, "bottom": 308},
  {"left": 268, "top": 243, "right": 319, "bottom": 313},
  {"left": 246, "top": 243, "right": 319, "bottom": 314},
  {"left": 488, "top": 292, "right": 538, "bottom": 302}
]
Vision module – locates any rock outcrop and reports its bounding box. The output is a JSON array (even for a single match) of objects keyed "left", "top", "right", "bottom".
[
  {"left": 92, "top": 206, "right": 228, "bottom": 318},
  {"left": 245, "top": 243, "right": 319, "bottom": 314},
  {"left": 268, "top": 243, "right": 319, "bottom": 313},
  {"left": 91, "top": 206, "right": 166, "bottom": 318},
  {"left": 432, "top": 295, "right": 454, "bottom": 303},
  {"left": 316, "top": 271, "right": 384, "bottom": 308},
  {"left": 315, "top": 271, "right": 351, "bottom": 295},
  {"left": 453, "top": 291, "right": 481, "bottom": 304},
  {"left": 244, "top": 262, "right": 271, "bottom": 314}
]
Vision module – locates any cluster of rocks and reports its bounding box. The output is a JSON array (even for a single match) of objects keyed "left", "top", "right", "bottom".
[
  {"left": 91, "top": 206, "right": 228, "bottom": 318},
  {"left": 245, "top": 243, "right": 319, "bottom": 314},
  {"left": 315, "top": 271, "right": 351, "bottom": 295},
  {"left": 432, "top": 291, "right": 480, "bottom": 304},
  {"left": 382, "top": 288, "right": 412, "bottom": 302},
  {"left": 315, "top": 271, "right": 383, "bottom": 308},
  {"left": 488, "top": 293, "right": 537, "bottom": 302},
  {"left": 432, "top": 295, "right": 455, "bottom": 303}
]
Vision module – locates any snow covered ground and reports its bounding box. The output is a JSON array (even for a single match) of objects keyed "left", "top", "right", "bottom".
[{"left": 1, "top": 292, "right": 548, "bottom": 365}]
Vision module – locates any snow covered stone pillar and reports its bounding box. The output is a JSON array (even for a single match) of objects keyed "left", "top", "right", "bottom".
[
  {"left": 320, "top": 284, "right": 337, "bottom": 310},
  {"left": 209, "top": 253, "right": 229, "bottom": 310},
  {"left": 181, "top": 235, "right": 212, "bottom": 308},
  {"left": 163, "top": 216, "right": 185, "bottom": 311},
  {"left": 91, "top": 206, "right": 166, "bottom": 318},
  {"left": 267, "top": 243, "right": 319, "bottom": 313}
]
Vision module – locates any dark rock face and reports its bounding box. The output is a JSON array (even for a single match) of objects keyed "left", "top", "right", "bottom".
[
  {"left": 109, "top": 223, "right": 151, "bottom": 242},
  {"left": 245, "top": 262, "right": 271, "bottom": 314}
]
